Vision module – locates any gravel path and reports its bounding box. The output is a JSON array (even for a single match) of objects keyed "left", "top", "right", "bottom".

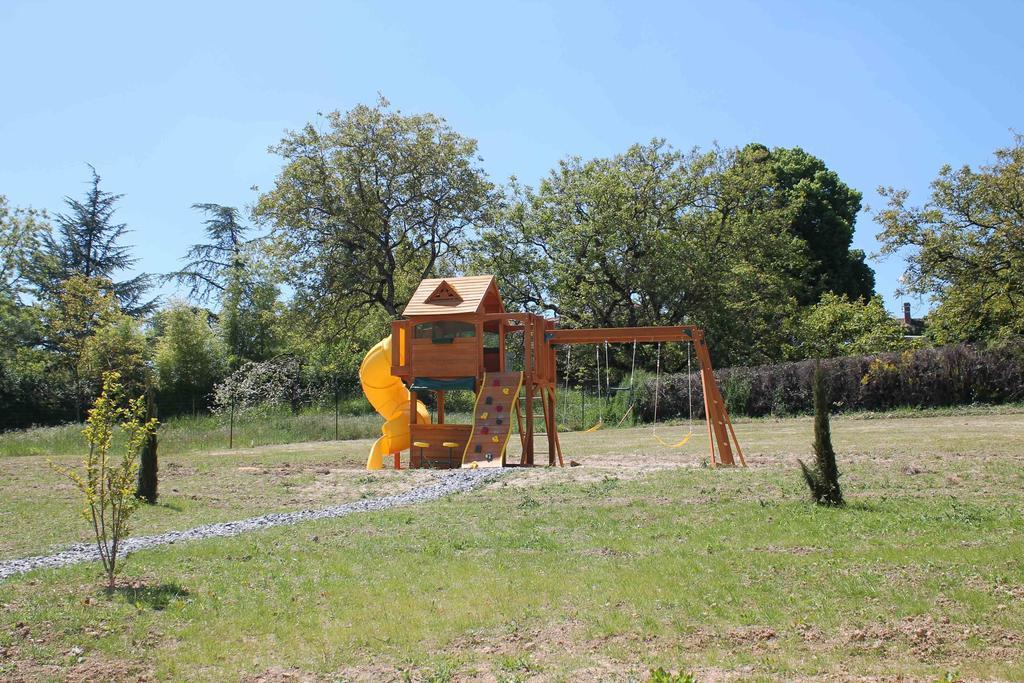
[{"left": 0, "top": 468, "right": 506, "bottom": 582}]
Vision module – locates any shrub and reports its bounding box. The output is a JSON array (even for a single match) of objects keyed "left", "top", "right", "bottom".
[
  {"left": 50, "top": 372, "right": 158, "bottom": 590},
  {"left": 211, "top": 356, "right": 326, "bottom": 416},
  {"left": 0, "top": 350, "right": 79, "bottom": 429},
  {"left": 648, "top": 668, "right": 696, "bottom": 683}
]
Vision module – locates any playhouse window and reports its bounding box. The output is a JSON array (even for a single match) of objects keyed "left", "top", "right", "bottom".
[{"left": 414, "top": 321, "right": 476, "bottom": 343}]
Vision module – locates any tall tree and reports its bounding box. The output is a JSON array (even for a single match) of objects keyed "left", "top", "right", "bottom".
[
  {"left": 0, "top": 197, "right": 64, "bottom": 426},
  {"left": 219, "top": 275, "right": 280, "bottom": 367},
  {"left": 472, "top": 141, "right": 807, "bottom": 366},
  {"left": 757, "top": 145, "right": 874, "bottom": 303},
  {"left": 0, "top": 195, "right": 48, "bottom": 304},
  {"left": 167, "top": 203, "right": 249, "bottom": 302},
  {"left": 41, "top": 275, "right": 123, "bottom": 418},
  {"left": 876, "top": 134, "right": 1024, "bottom": 343},
  {"left": 255, "top": 96, "right": 495, "bottom": 341},
  {"left": 153, "top": 302, "right": 230, "bottom": 414},
  {"left": 0, "top": 196, "right": 49, "bottom": 350},
  {"left": 34, "top": 166, "right": 154, "bottom": 315},
  {"left": 794, "top": 293, "right": 910, "bottom": 359},
  {"left": 167, "top": 203, "right": 279, "bottom": 365},
  {"left": 81, "top": 312, "right": 150, "bottom": 398}
]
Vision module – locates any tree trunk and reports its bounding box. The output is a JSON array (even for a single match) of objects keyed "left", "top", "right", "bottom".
[{"left": 136, "top": 391, "right": 159, "bottom": 504}]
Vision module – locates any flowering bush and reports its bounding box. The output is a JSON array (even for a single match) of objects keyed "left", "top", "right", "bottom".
[{"left": 211, "top": 357, "right": 326, "bottom": 415}]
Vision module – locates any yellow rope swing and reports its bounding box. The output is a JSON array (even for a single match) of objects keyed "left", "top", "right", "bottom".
[{"left": 651, "top": 341, "right": 694, "bottom": 449}]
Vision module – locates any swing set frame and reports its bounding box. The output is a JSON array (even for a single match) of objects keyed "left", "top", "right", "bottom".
[
  {"left": 547, "top": 325, "right": 745, "bottom": 468},
  {"left": 383, "top": 276, "right": 744, "bottom": 469}
]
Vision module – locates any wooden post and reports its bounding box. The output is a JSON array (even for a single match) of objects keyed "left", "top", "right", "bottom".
[
  {"left": 476, "top": 321, "right": 485, "bottom": 376},
  {"left": 545, "top": 387, "right": 558, "bottom": 466},
  {"left": 437, "top": 390, "right": 445, "bottom": 424},
  {"left": 514, "top": 397, "right": 527, "bottom": 461},
  {"left": 693, "top": 333, "right": 735, "bottom": 466},
  {"left": 524, "top": 316, "right": 535, "bottom": 466},
  {"left": 542, "top": 324, "right": 744, "bottom": 468},
  {"left": 409, "top": 385, "right": 418, "bottom": 468},
  {"left": 499, "top": 320, "right": 506, "bottom": 372}
]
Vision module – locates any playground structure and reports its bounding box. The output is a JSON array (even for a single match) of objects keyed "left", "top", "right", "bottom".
[{"left": 360, "top": 275, "right": 745, "bottom": 470}]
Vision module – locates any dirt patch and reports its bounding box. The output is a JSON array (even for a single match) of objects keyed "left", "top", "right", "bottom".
[
  {"left": 431, "top": 618, "right": 703, "bottom": 680},
  {"left": 162, "top": 461, "right": 198, "bottom": 476},
  {"left": 328, "top": 664, "right": 418, "bottom": 682},
  {"left": 236, "top": 461, "right": 341, "bottom": 476},
  {"left": 242, "top": 667, "right": 327, "bottom": 683},
  {"left": 204, "top": 440, "right": 369, "bottom": 461},
  {"left": 727, "top": 625, "right": 778, "bottom": 644},
  {"left": 418, "top": 615, "right": 1023, "bottom": 681},
  {"left": 295, "top": 468, "right": 437, "bottom": 502},
  {"left": 2, "top": 655, "right": 153, "bottom": 683},
  {"left": 484, "top": 455, "right": 702, "bottom": 490},
  {"left": 753, "top": 545, "right": 824, "bottom": 556},
  {"left": 842, "top": 614, "right": 1023, "bottom": 660}
]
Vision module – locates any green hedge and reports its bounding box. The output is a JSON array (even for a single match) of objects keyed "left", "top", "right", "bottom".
[{"left": 639, "top": 341, "right": 1024, "bottom": 419}]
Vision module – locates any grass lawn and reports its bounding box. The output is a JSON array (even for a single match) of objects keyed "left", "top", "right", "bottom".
[
  {"left": 1, "top": 411, "right": 1023, "bottom": 681},
  {"left": 0, "top": 409, "right": 388, "bottom": 459}
]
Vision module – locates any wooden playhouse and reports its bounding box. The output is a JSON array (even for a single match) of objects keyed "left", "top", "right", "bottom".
[{"left": 362, "top": 275, "right": 745, "bottom": 470}]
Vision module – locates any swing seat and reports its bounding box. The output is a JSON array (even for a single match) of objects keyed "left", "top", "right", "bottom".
[
  {"left": 584, "top": 420, "right": 604, "bottom": 433},
  {"left": 649, "top": 340, "right": 695, "bottom": 450},
  {"left": 653, "top": 430, "right": 694, "bottom": 449}
]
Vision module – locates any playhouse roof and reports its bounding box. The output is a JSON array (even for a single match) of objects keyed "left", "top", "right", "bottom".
[{"left": 402, "top": 275, "right": 504, "bottom": 317}]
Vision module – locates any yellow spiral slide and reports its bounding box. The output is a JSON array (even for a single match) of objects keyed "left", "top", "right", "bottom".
[{"left": 360, "top": 335, "right": 430, "bottom": 469}]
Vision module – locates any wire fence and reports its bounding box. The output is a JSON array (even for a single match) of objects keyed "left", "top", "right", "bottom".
[
  {"left": 8, "top": 341, "right": 1020, "bottom": 457},
  {"left": 0, "top": 382, "right": 646, "bottom": 458}
]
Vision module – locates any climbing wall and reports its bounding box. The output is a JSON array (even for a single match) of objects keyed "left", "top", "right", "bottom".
[{"left": 461, "top": 372, "right": 523, "bottom": 468}]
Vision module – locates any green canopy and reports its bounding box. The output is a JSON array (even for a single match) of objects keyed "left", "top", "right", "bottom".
[{"left": 410, "top": 377, "right": 476, "bottom": 392}]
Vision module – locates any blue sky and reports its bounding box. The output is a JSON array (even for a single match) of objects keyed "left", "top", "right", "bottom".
[{"left": 1, "top": 0, "right": 1021, "bottom": 317}]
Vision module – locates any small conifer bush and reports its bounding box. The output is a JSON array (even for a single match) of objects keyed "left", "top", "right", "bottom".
[{"left": 798, "top": 362, "right": 844, "bottom": 506}]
